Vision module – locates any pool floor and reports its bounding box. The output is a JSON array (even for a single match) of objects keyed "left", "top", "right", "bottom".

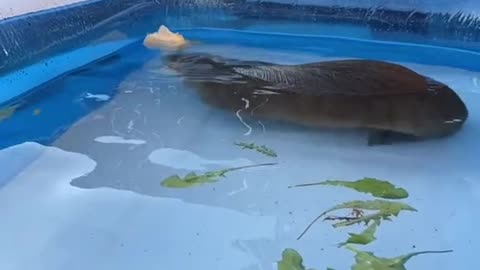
[{"left": 0, "top": 29, "right": 479, "bottom": 270}]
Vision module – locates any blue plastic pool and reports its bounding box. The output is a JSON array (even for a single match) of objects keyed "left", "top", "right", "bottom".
[{"left": 0, "top": 1, "right": 479, "bottom": 270}]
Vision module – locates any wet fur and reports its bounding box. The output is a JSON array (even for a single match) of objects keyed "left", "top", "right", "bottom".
[{"left": 166, "top": 53, "right": 469, "bottom": 145}]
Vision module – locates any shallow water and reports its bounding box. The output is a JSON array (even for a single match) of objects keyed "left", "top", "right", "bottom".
[{"left": 0, "top": 29, "right": 479, "bottom": 270}]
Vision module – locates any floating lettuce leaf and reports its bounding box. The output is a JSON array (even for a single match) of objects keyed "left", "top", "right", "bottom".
[
  {"left": 235, "top": 142, "right": 277, "bottom": 157},
  {"left": 346, "top": 245, "right": 452, "bottom": 270},
  {"left": 290, "top": 178, "right": 408, "bottom": 199},
  {"left": 328, "top": 200, "right": 417, "bottom": 227},
  {"left": 339, "top": 221, "right": 378, "bottom": 247},
  {"left": 161, "top": 163, "right": 277, "bottom": 188},
  {"left": 297, "top": 200, "right": 416, "bottom": 240},
  {"left": 277, "top": 248, "right": 315, "bottom": 270}
]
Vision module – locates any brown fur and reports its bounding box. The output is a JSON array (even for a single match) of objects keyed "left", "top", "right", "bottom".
[{"left": 166, "top": 53, "right": 468, "bottom": 144}]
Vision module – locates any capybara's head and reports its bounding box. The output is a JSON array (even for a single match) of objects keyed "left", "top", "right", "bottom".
[{"left": 417, "top": 78, "right": 468, "bottom": 138}]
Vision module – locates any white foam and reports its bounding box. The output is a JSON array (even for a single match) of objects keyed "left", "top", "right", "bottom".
[
  {"left": 84, "top": 93, "right": 111, "bottom": 101},
  {"left": 94, "top": 136, "right": 146, "bottom": 145}
]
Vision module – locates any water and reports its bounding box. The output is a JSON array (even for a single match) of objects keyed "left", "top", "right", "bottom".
[{"left": 0, "top": 28, "right": 479, "bottom": 270}]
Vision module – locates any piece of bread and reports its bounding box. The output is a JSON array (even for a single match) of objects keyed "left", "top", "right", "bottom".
[{"left": 143, "top": 25, "right": 187, "bottom": 49}]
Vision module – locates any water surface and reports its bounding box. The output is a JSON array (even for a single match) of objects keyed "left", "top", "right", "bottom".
[{"left": 0, "top": 28, "right": 478, "bottom": 270}]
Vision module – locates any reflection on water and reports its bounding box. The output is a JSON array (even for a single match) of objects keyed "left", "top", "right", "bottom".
[
  {"left": 0, "top": 142, "right": 276, "bottom": 270},
  {"left": 0, "top": 34, "right": 479, "bottom": 270},
  {"left": 94, "top": 135, "right": 147, "bottom": 145},
  {"left": 148, "top": 147, "right": 253, "bottom": 171}
]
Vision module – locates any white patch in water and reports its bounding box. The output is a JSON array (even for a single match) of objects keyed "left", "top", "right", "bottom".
[
  {"left": 148, "top": 148, "right": 253, "bottom": 171},
  {"left": 177, "top": 116, "right": 185, "bottom": 125},
  {"left": 214, "top": 74, "right": 243, "bottom": 81},
  {"left": 127, "top": 120, "right": 134, "bottom": 132},
  {"left": 228, "top": 179, "right": 249, "bottom": 196},
  {"left": 444, "top": 119, "right": 464, "bottom": 124},
  {"left": 84, "top": 92, "right": 111, "bottom": 101},
  {"left": 257, "top": 121, "right": 266, "bottom": 133},
  {"left": 237, "top": 98, "right": 253, "bottom": 136},
  {"left": 94, "top": 136, "right": 146, "bottom": 145},
  {"left": 236, "top": 109, "right": 252, "bottom": 136},
  {"left": 3, "top": 48, "right": 8, "bottom": 56},
  {"left": 253, "top": 89, "right": 281, "bottom": 95},
  {"left": 92, "top": 114, "right": 105, "bottom": 120},
  {"left": 241, "top": 98, "right": 250, "bottom": 109},
  {"left": 472, "top": 77, "right": 480, "bottom": 93}
]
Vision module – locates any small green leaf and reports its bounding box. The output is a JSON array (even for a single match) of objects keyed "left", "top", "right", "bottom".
[
  {"left": 277, "top": 248, "right": 315, "bottom": 270},
  {"left": 161, "top": 163, "right": 277, "bottom": 188},
  {"left": 290, "top": 178, "right": 408, "bottom": 199},
  {"left": 346, "top": 245, "right": 453, "bottom": 270},
  {"left": 161, "top": 174, "right": 215, "bottom": 188},
  {"left": 235, "top": 142, "right": 277, "bottom": 157},
  {"left": 339, "top": 221, "right": 378, "bottom": 247},
  {"left": 297, "top": 200, "right": 416, "bottom": 240}
]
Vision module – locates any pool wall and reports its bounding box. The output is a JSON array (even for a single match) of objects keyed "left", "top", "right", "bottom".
[
  {"left": 1, "top": 0, "right": 480, "bottom": 106},
  {"left": 1, "top": 0, "right": 480, "bottom": 75},
  {"left": 0, "top": 0, "right": 160, "bottom": 75}
]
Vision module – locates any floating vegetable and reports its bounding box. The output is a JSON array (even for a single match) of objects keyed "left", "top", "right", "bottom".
[
  {"left": 346, "top": 245, "right": 452, "bottom": 270},
  {"left": 297, "top": 200, "right": 416, "bottom": 240},
  {"left": 277, "top": 248, "right": 315, "bottom": 270},
  {"left": 235, "top": 142, "right": 277, "bottom": 157},
  {"left": 289, "top": 178, "right": 408, "bottom": 199},
  {"left": 339, "top": 221, "right": 378, "bottom": 247},
  {"left": 161, "top": 163, "right": 277, "bottom": 188}
]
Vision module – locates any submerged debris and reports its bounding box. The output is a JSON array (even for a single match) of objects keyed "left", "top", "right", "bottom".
[{"left": 289, "top": 178, "right": 408, "bottom": 199}]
